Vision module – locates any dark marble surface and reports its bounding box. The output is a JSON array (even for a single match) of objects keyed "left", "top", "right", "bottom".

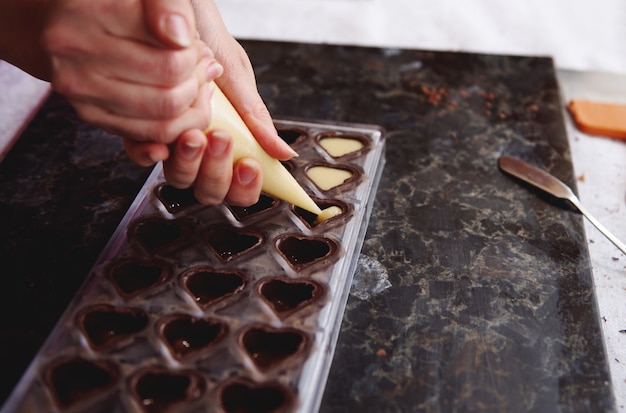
[{"left": 0, "top": 40, "right": 615, "bottom": 412}]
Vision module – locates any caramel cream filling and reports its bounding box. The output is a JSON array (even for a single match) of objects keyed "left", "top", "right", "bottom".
[
  {"left": 319, "top": 137, "right": 364, "bottom": 157},
  {"left": 306, "top": 166, "right": 353, "bottom": 191}
]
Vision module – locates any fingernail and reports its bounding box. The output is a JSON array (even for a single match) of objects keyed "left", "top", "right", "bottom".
[
  {"left": 208, "top": 130, "right": 230, "bottom": 157},
  {"left": 237, "top": 161, "right": 258, "bottom": 186},
  {"left": 162, "top": 14, "right": 192, "bottom": 47},
  {"left": 180, "top": 139, "right": 202, "bottom": 159},
  {"left": 206, "top": 61, "right": 224, "bottom": 81}
]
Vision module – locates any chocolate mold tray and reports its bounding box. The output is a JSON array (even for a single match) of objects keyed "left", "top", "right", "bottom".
[{"left": 3, "top": 119, "right": 385, "bottom": 413}]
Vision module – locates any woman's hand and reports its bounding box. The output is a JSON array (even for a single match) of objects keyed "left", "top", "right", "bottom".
[
  {"left": 42, "top": 0, "right": 220, "bottom": 144},
  {"left": 124, "top": 0, "right": 296, "bottom": 207}
]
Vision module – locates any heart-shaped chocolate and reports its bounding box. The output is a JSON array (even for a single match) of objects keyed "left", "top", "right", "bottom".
[
  {"left": 44, "top": 356, "right": 119, "bottom": 409},
  {"left": 239, "top": 324, "right": 309, "bottom": 371},
  {"left": 292, "top": 197, "right": 350, "bottom": 228},
  {"left": 130, "top": 368, "right": 205, "bottom": 412},
  {"left": 257, "top": 277, "right": 324, "bottom": 318},
  {"left": 227, "top": 194, "right": 278, "bottom": 221},
  {"left": 154, "top": 184, "right": 199, "bottom": 213},
  {"left": 275, "top": 234, "right": 338, "bottom": 270},
  {"left": 203, "top": 225, "right": 264, "bottom": 262},
  {"left": 180, "top": 267, "right": 246, "bottom": 308},
  {"left": 128, "top": 217, "right": 194, "bottom": 254},
  {"left": 76, "top": 304, "right": 148, "bottom": 349},
  {"left": 157, "top": 314, "right": 228, "bottom": 359},
  {"left": 108, "top": 258, "right": 171, "bottom": 298},
  {"left": 219, "top": 377, "right": 295, "bottom": 413},
  {"left": 277, "top": 128, "right": 307, "bottom": 145}
]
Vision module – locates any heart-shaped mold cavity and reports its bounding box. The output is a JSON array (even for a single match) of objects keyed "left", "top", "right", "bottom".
[
  {"left": 76, "top": 304, "right": 149, "bottom": 349},
  {"left": 128, "top": 217, "right": 194, "bottom": 254},
  {"left": 316, "top": 132, "right": 369, "bottom": 158},
  {"left": 108, "top": 258, "right": 172, "bottom": 298},
  {"left": 305, "top": 163, "right": 360, "bottom": 192},
  {"left": 277, "top": 128, "right": 307, "bottom": 145},
  {"left": 239, "top": 324, "right": 309, "bottom": 371},
  {"left": 227, "top": 194, "right": 279, "bottom": 221},
  {"left": 180, "top": 267, "right": 247, "bottom": 308},
  {"left": 154, "top": 183, "right": 199, "bottom": 213},
  {"left": 157, "top": 314, "right": 228, "bottom": 359},
  {"left": 275, "top": 234, "right": 339, "bottom": 270},
  {"left": 203, "top": 225, "right": 264, "bottom": 262},
  {"left": 130, "top": 368, "right": 205, "bottom": 413},
  {"left": 219, "top": 377, "right": 295, "bottom": 413},
  {"left": 293, "top": 197, "right": 351, "bottom": 228},
  {"left": 280, "top": 160, "right": 294, "bottom": 174},
  {"left": 44, "top": 356, "right": 119, "bottom": 410},
  {"left": 257, "top": 277, "right": 325, "bottom": 319}
]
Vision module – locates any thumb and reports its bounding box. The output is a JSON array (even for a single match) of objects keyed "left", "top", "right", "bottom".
[{"left": 142, "top": 0, "right": 197, "bottom": 48}]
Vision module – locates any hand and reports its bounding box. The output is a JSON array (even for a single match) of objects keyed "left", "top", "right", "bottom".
[
  {"left": 41, "top": 0, "right": 221, "bottom": 143},
  {"left": 124, "top": 0, "right": 296, "bottom": 207}
]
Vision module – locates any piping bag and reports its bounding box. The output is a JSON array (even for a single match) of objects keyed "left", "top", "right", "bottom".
[{"left": 205, "top": 83, "right": 322, "bottom": 215}]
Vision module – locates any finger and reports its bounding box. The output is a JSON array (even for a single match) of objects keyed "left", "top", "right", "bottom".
[
  {"left": 56, "top": 54, "right": 221, "bottom": 119},
  {"left": 213, "top": 42, "right": 296, "bottom": 161},
  {"left": 74, "top": 82, "right": 214, "bottom": 143},
  {"left": 123, "top": 138, "right": 170, "bottom": 166},
  {"left": 142, "top": 0, "right": 197, "bottom": 48},
  {"left": 162, "top": 129, "right": 207, "bottom": 188},
  {"left": 225, "top": 158, "right": 263, "bottom": 206},
  {"left": 194, "top": 129, "right": 233, "bottom": 205}
]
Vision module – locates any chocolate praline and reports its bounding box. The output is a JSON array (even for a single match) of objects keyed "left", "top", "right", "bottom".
[
  {"left": 256, "top": 276, "right": 325, "bottom": 319},
  {"left": 218, "top": 377, "right": 296, "bottom": 413},
  {"left": 275, "top": 234, "right": 339, "bottom": 271}
]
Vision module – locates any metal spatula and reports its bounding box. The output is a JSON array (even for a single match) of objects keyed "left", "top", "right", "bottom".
[{"left": 498, "top": 156, "right": 626, "bottom": 255}]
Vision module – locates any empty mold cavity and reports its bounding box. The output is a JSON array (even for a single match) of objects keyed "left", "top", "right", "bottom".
[
  {"left": 257, "top": 277, "right": 325, "bottom": 319},
  {"left": 76, "top": 304, "right": 149, "bottom": 350},
  {"left": 154, "top": 184, "right": 198, "bottom": 213},
  {"left": 293, "top": 198, "right": 351, "bottom": 228},
  {"left": 108, "top": 258, "right": 171, "bottom": 298},
  {"left": 276, "top": 234, "right": 339, "bottom": 270},
  {"left": 130, "top": 368, "right": 205, "bottom": 413},
  {"left": 219, "top": 378, "right": 295, "bottom": 413},
  {"left": 227, "top": 194, "right": 279, "bottom": 221},
  {"left": 240, "top": 324, "right": 309, "bottom": 371},
  {"left": 128, "top": 217, "right": 194, "bottom": 254},
  {"left": 203, "top": 224, "right": 264, "bottom": 262},
  {"left": 157, "top": 314, "right": 228, "bottom": 359},
  {"left": 44, "top": 356, "right": 119, "bottom": 410},
  {"left": 180, "top": 267, "right": 247, "bottom": 308},
  {"left": 277, "top": 128, "right": 307, "bottom": 146},
  {"left": 305, "top": 163, "right": 360, "bottom": 192}
]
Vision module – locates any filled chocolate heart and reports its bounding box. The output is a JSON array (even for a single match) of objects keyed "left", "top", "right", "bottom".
[
  {"left": 203, "top": 225, "right": 264, "bottom": 262},
  {"left": 304, "top": 162, "right": 360, "bottom": 192},
  {"left": 292, "top": 197, "right": 350, "bottom": 228},
  {"left": 108, "top": 258, "right": 171, "bottom": 298},
  {"left": 44, "top": 356, "right": 119, "bottom": 409},
  {"left": 257, "top": 277, "right": 325, "bottom": 319},
  {"left": 180, "top": 267, "right": 246, "bottom": 308},
  {"left": 128, "top": 217, "right": 194, "bottom": 254},
  {"left": 76, "top": 304, "right": 149, "bottom": 349},
  {"left": 275, "top": 234, "right": 339, "bottom": 270},
  {"left": 239, "top": 324, "right": 309, "bottom": 371},
  {"left": 219, "top": 377, "right": 295, "bottom": 413},
  {"left": 130, "top": 368, "right": 205, "bottom": 413},
  {"left": 315, "top": 132, "right": 370, "bottom": 159},
  {"left": 157, "top": 314, "right": 228, "bottom": 359}
]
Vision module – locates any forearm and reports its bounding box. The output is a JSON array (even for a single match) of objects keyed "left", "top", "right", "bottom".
[{"left": 0, "top": 0, "right": 52, "bottom": 80}]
